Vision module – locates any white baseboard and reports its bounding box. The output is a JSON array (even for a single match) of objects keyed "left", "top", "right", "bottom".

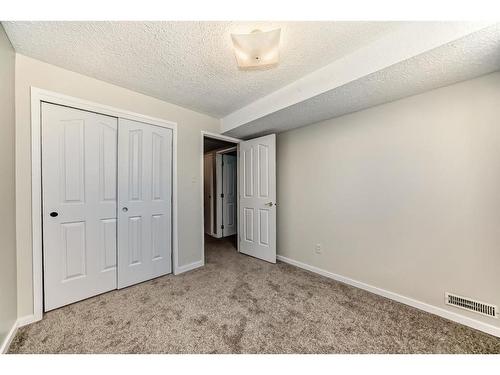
[
  {"left": 0, "top": 314, "right": 38, "bottom": 354},
  {"left": 1, "top": 321, "right": 18, "bottom": 354},
  {"left": 175, "top": 260, "right": 204, "bottom": 275},
  {"left": 17, "top": 314, "right": 37, "bottom": 327},
  {"left": 277, "top": 255, "right": 500, "bottom": 338}
]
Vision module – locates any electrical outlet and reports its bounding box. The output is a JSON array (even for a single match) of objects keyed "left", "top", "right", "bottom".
[{"left": 314, "top": 244, "right": 322, "bottom": 254}]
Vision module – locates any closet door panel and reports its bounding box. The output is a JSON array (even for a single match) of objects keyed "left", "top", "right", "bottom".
[
  {"left": 117, "top": 119, "right": 172, "bottom": 288},
  {"left": 42, "top": 103, "right": 118, "bottom": 311}
]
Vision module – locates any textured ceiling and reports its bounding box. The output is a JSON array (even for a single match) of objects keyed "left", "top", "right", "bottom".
[
  {"left": 4, "top": 22, "right": 498, "bottom": 138},
  {"left": 225, "top": 24, "right": 500, "bottom": 138},
  {"left": 2, "top": 21, "right": 403, "bottom": 117}
]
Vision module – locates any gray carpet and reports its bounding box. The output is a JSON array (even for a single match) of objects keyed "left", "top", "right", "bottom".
[{"left": 9, "top": 235, "right": 500, "bottom": 353}]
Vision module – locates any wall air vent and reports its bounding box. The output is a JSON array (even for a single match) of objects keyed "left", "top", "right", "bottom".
[{"left": 445, "top": 293, "right": 497, "bottom": 318}]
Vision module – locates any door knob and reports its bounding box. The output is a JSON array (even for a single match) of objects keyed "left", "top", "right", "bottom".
[
  {"left": 265, "top": 202, "right": 273, "bottom": 207},
  {"left": 122, "top": 207, "right": 128, "bottom": 212},
  {"left": 49, "top": 211, "right": 58, "bottom": 217}
]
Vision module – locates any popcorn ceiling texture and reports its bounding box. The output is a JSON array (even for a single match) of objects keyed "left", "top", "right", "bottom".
[
  {"left": 4, "top": 22, "right": 498, "bottom": 137},
  {"left": 8, "top": 236, "right": 500, "bottom": 354},
  {"left": 225, "top": 24, "right": 500, "bottom": 138},
  {"left": 2, "top": 21, "right": 402, "bottom": 117}
]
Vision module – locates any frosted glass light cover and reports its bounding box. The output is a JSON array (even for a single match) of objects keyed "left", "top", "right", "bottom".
[{"left": 231, "top": 29, "right": 281, "bottom": 69}]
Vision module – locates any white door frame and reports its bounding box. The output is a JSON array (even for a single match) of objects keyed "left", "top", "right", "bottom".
[
  {"left": 31, "top": 87, "right": 178, "bottom": 322},
  {"left": 200, "top": 131, "right": 241, "bottom": 263}
]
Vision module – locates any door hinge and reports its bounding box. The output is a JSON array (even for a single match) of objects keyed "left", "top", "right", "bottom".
[
  {"left": 221, "top": 224, "right": 224, "bottom": 229},
  {"left": 221, "top": 193, "right": 224, "bottom": 198}
]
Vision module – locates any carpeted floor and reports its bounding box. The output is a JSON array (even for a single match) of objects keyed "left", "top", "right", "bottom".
[{"left": 9, "top": 235, "right": 500, "bottom": 353}]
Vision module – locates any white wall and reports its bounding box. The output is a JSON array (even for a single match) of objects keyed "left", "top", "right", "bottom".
[
  {"left": 0, "top": 25, "right": 17, "bottom": 348},
  {"left": 277, "top": 71, "right": 500, "bottom": 328},
  {"left": 15, "top": 54, "right": 220, "bottom": 319}
]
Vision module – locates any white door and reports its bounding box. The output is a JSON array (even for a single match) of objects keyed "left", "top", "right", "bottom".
[
  {"left": 239, "top": 134, "right": 276, "bottom": 263},
  {"left": 222, "top": 154, "right": 237, "bottom": 237},
  {"left": 42, "top": 103, "right": 118, "bottom": 311},
  {"left": 117, "top": 118, "right": 173, "bottom": 288}
]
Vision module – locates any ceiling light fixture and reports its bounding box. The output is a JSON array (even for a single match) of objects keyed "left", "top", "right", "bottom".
[{"left": 231, "top": 28, "right": 281, "bottom": 70}]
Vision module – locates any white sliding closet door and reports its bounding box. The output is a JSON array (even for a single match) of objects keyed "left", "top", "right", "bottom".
[
  {"left": 117, "top": 119, "right": 173, "bottom": 288},
  {"left": 42, "top": 103, "right": 118, "bottom": 311}
]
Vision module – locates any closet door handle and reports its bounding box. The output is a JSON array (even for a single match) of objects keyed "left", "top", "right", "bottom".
[
  {"left": 122, "top": 207, "right": 128, "bottom": 213},
  {"left": 49, "top": 211, "right": 58, "bottom": 217}
]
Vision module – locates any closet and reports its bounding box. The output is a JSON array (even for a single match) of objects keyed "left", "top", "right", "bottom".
[{"left": 41, "top": 102, "right": 173, "bottom": 311}]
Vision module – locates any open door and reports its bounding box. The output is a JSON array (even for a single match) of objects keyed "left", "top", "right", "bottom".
[{"left": 239, "top": 134, "right": 276, "bottom": 263}]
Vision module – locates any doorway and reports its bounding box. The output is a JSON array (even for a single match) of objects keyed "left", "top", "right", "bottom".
[
  {"left": 203, "top": 134, "right": 239, "bottom": 256},
  {"left": 201, "top": 131, "right": 277, "bottom": 265}
]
